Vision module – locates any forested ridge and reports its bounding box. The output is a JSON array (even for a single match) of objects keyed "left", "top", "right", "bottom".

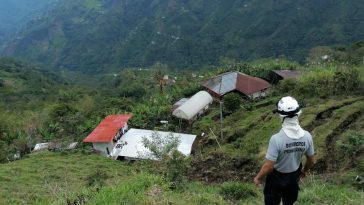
[{"left": 3, "top": 0, "right": 364, "bottom": 73}]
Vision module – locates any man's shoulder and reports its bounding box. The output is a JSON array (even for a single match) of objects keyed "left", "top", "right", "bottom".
[
  {"left": 303, "top": 130, "right": 313, "bottom": 139},
  {"left": 270, "top": 130, "right": 285, "bottom": 141}
]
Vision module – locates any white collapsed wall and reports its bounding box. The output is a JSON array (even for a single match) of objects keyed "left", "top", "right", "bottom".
[
  {"left": 172, "top": 91, "right": 213, "bottom": 120},
  {"left": 93, "top": 142, "right": 114, "bottom": 156}
]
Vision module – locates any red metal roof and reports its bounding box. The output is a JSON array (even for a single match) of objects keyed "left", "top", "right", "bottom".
[
  {"left": 236, "top": 73, "right": 271, "bottom": 95},
  {"left": 83, "top": 114, "right": 133, "bottom": 143},
  {"left": 201, "top": 71, "right": 271, "bottom": 96}
]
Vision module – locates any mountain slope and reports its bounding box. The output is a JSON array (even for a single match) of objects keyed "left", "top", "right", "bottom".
[
  {"left": 0, "top": 0, "right": 58, "bottom": 50},
  {"left": 3, "top": 0, "right": 364, "bottom": 72},
  {"left": 0, "top": 58, "right": 65, "bottom": 110}
]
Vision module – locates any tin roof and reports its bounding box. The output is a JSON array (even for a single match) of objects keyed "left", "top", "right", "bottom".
[
  {"left": 83, "top": 114, "right": 133, "bottom": 143},
  {"left": 201, "top": 71, "right": 271, "bottom": 96},
  {"left": 272, "top": 70, "right": 300, "bottom": 79}
]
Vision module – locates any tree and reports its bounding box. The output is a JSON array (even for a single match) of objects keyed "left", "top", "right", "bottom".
[
  {"left": 141, "top": 132, "right": 186, "bottom": 189},
  {"left": 224, "top": 93, "right": 241, "bottom": 114},
  {"left": 152, "top": 63, "right": 168, "bottom": 93},
  {"left": 141, "top": 132, "right": 180, "bottom": 160}
]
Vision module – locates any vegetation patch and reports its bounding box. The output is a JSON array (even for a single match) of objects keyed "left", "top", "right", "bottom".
[{"left": 219, "top": 181, "right": 257, "bottom": 201}]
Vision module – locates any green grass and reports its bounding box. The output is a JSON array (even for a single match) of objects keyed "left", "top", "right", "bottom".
[
  {"left": 0, "top": 151, "right": 133, "bottom": 204},
  {"left": 202, "top": 97, "right": 364, "bottom": 161},
  {"left": 298, "top": 173, "right": 364, "bottom": 205},
  {"left": 0, "top": 151, "right": 363, "bottom": 204},
  {"left": 312, "top": 100, "right": 364, "bottom": 160},
  {"left": 83, "top": 0, "right": 102, "bottom": 10}
]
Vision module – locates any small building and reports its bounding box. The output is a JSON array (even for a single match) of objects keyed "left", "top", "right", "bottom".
[
  {"left": 172, "top": 91, "right": 213, "bottom": 121},
  {"left": 83, "top": 114, "right": 132, "bottom": 156},
  {"left": 270, "top": 70, "right": 301, "bottom": 84},
  {"left": 111, "top": 129, "right": 196, "bottom": 160},
  {"left": 201, "top": 71, "right": 271, "bottom": 99}
]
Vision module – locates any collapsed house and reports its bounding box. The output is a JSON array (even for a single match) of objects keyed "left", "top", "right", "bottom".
[
  {"left": 83, "top": 114, "right": 132, "bottom": 156},
  {"left": 111, "top": 128, "right": 196, "bottom": 160},
  {"left": 172, "top": 91, "right": 213, "bottom": 121},
  {"left": 201, "top": 71, "right": 271, "bottom": 99}
]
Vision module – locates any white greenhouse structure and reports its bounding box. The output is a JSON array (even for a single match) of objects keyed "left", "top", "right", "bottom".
[{"left": 172, "top": 91, "right": 213, "bottom": 121}]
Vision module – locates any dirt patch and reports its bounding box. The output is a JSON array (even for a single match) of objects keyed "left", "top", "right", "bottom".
[{"left": 188, "top": 152, "right": 258, "bottom": 183}]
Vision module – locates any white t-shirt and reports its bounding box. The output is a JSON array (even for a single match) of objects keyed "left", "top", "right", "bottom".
[{"left": 265, "top": 129, "right": 315, "bottom": 173}]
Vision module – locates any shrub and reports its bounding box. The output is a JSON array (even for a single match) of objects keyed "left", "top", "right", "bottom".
[
  {"left": 333, "top": 68, "right": 361, "bottom": 94},
  {"left": 0, "top": 140, "right": 11, "bottom": 163},
  {"left": 273, "top": 78, "right": 297, "bottom": 95},
  {"left": 223, "top": 93, "right": 241, "bottom": 114},
  {"left": 141, "top": 132, "right": 187, "bottom": 189},
  {"left": 338, "top": 132, "right": 364, "bottom": 158},
  {"left": 296, "top": 70, "right": 335, "bottom": 98},
  {"left": 219, "top": 182, "right": 257, "bottom": 201},
  {"left": 164, "top": 150, "right": 187, "bottom": 189}
]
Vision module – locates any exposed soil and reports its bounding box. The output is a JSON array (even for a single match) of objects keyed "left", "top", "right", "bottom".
[{"left": 188, "top": 152, "right": 258, "bottom": 183}]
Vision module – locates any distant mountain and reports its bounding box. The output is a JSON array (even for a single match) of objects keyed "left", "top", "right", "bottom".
[
  {"left": 3, "top": 0, "right": 364, "bottom": 73},
  {"left": 0, "top": 0, "right": 58, "bottom": 50}
]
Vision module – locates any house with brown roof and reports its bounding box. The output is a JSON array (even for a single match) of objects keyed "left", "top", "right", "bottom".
[
  {"left": 201, "top": 71, "right": 271, "bottom": 99},
  {"left": 83, "top": 114, "right": 133, "bottom": 156}
]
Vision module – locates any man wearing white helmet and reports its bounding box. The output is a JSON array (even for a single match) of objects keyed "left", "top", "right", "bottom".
[{"left": 254, "top": 96, "right": 315, "bottom": 205}]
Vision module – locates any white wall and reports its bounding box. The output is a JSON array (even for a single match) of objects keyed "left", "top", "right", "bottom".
[
  {"left": 93, "top": 142, "right": 114, "bottom": 156},
  {"left": 250, "top": 90, "right": 267, "bottom": 99}
]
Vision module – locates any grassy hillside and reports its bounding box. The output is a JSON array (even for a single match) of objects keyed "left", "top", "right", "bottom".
[{"left": 0, "top": 151, "right": 362, "bottom": 205}]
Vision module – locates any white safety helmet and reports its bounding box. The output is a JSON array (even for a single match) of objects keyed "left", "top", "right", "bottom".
[{"left": 274, "top": 96, "right": 302, "bottom": 118}]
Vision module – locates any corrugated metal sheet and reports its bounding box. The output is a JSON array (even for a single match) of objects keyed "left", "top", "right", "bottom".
[
  {"left": 83, "top": 114, "right": 132, "bottom": 143},
  {"left": 272, "top": 70, "right": 300, "bottom": 79},
  {"left": 202, "top": 71, "right": 271, "bottom": 96},
  {"left": 112, "top": 129, "right": 196, "bottom": 160},
  {"left": 236, "top": 73, "right": 270, "bottom": 95}
]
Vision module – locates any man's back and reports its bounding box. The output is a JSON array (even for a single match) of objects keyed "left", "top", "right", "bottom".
[{"left": 266, "top": 130, "right": 314, "bottom": 173}]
